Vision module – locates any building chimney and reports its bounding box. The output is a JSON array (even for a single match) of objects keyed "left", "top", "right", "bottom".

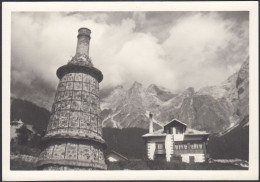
[
  {"left": 149, "top": 112, "right": 153, "bottom": 133},
  {"left": 75, "top": 27, "right": 91, "bottom": 56}
]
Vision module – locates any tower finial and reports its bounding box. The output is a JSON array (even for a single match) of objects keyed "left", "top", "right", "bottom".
[
  {"left": 67, "top": 27, "right": 93, "bottom": 66},
  {"left": 75, "top": 27, "right": 91, "bottom": 56}
]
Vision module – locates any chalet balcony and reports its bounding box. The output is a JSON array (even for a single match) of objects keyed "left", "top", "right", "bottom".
[
  {"left": 174, "top": 149, "right": 204, "bottom": 155},
  {"left": 155, "top": 149, "right": 166, "bottom": 154}
]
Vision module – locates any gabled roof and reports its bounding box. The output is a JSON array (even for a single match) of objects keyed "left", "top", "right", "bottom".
[
  {"left": 108, "top": 150, "right": 129, "bottom": 161},
  {"left": 142, "top": 128, "right": 209, "bottom": 138},
  {"left": 164, "top": 118, "right": 187, "bottom": 127},
  {"left": 142, "top": 119, "right": 209, "bottom": 138},
  {"left": 184, "top": 128, "right": 209, "bottom": 135},
  {"left": 142, "top": 129, "right": 166, "bottom": 137}
]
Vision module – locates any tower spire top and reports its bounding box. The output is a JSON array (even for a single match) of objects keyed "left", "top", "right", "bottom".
[
  {"left": 75, "top": 27, "right": 91, "bottom": 56},
  {"left": 67, "top": 27, "right": 93, "bottom": 66}
]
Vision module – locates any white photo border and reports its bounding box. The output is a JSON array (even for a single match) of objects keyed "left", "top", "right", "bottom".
[{"left": 2, "top": 1, "right": 259, "bottom": 181}]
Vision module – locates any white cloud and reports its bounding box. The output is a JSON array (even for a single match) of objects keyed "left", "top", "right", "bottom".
[
  {"left": 11, "top": 12, "right": 248, "bottom": 93},
  {"left": 162, "top": 12, "right": 248, "bottom": 90}
]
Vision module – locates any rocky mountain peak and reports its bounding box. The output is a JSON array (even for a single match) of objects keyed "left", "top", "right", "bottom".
[
  {"left": 183, "top": 87, "right": 195, "bottom": 97},
  {"left": 146, "top": 84, "right": 157, "bottom": 94},
  {"left": 131, "top": 81, "right": 143, "bottom": 89},
  {"left": 128, "top": 81, "right": 144, "bottom": 97},
  {"left": 114, "top": 85, "right": 124, "bottom": 90},
  {"left": 146, "top": 84, "right": 172, "bottom": 94}
]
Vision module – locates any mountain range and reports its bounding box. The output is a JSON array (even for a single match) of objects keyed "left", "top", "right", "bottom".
[
  {"left": 100, "top": 57, "right": 249, "bottom": 133},
  {"left": 10, "top": 58, "right": 249, "bottom": 161},
  {"left": 11, "top": 58, "right": 249, "bottom": 134}
]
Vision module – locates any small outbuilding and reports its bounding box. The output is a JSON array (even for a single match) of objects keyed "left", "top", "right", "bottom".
[{"left": 106, "top": 150, "right": 129, "bottom": 163}]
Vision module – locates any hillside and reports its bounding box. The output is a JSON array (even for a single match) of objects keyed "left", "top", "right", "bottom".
[
  {"left": 10, "top": 97, "right": 249, "bottom": 161},
  {"left": 11, "top": 76, "right": 56, "bottom": 110},
  {"left": 207, "top": 115, "right": 249, "bottom": 160},
  {"left": 11, "top": 98, "right": 51, "bottom": 136},
  {"left": 103, "top": 128, "right": 148, "bottom": 159}
]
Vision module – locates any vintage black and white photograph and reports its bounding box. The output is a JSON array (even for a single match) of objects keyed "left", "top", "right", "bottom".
[{"left": 2, "top": 1, "right": 259, "bottom": 181}]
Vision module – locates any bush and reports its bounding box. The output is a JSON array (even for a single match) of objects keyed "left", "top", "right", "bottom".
[
  {"left": 11, "top": 144, "right": 41, "bottom": 157},
  {"left": 146, "top": 161, "right": 247, "bottom": 170},
  {"left": 107, "top": 161, "right": 129, "bottom": 170},
  {"left": 11, "top": 159, "right": 37, "bottom": 170},
  {"left": 107, "top": 161, "right": 150, "bottom": 170},
  {"left": 146, "top": 160, "right": 185, "bottom": 170}
]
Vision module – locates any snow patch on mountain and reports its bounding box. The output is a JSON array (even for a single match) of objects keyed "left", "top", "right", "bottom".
[{"left": 102, "top": 109, "right": 123, "bottom": 129}]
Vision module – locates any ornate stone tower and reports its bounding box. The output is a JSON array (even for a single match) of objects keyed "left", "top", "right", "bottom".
[{"left": 37, "top": 28, "right": 107, "bottom": 170}]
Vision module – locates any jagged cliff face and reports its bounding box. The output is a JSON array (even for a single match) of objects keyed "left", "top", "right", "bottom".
[
  {"left": 198, "top": 72, "right": 239, "bottom": 124},
  {"left": 100, "top": 82, "right": 164, "bottom": 129},
  {"left": 100, "top": 83, "right": 231, "bottom": 133},
  {"left": 236, "top": 58, "right": 249, "bottom": 119},
  {"left": 198, "top": 57, "right": 249, "bottom": 125},
  {"left": 100, "top": 58, "right": 249, "bottom": 133}
]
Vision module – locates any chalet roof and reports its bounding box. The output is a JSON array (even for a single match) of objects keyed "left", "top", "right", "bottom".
[
  {"left": 108, "top": 150, "right": 129, "bottom": 161},
  {"left": 142, "top": 120, "right": 209, "bottom": 138},
  {"left": 184, "top": 128, "right": 209, "bottom": 135},
  {"left": 142, "top": 128, "right": 209, "bottom": 138},
  {"left": 164, "top": 119, "right": 187, "bottom": 127},
  {"left": 142, "top": 129, "right": 166, "bottom": 137}
]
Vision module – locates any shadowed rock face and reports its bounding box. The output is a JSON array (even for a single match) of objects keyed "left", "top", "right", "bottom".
[
  {"left": 176, "top": 95, "right": 229, "bottom": 132},
  {"left": 236, "top": 57, "right": 249, "bottom": 119}
]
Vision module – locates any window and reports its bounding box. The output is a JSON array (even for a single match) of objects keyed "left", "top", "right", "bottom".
[
  {"left": 175, "top": 144, "right": 188, "bottom": 150},
  {"left": 156, "top": 143, "right": 165, "bottom": 150},
  {"left": 166, "top": 127, "right": 172, "bottom": 134},
  {"left": 176, "top": 127, "right": 183, "bottom": 134},
  {"left": 190, "top": 143, "right": 202, "bottom": 150}
]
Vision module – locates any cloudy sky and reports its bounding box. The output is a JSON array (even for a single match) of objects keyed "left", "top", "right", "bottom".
[{"left": 11, "top": 11, "right": 249, "bottom": 92}]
